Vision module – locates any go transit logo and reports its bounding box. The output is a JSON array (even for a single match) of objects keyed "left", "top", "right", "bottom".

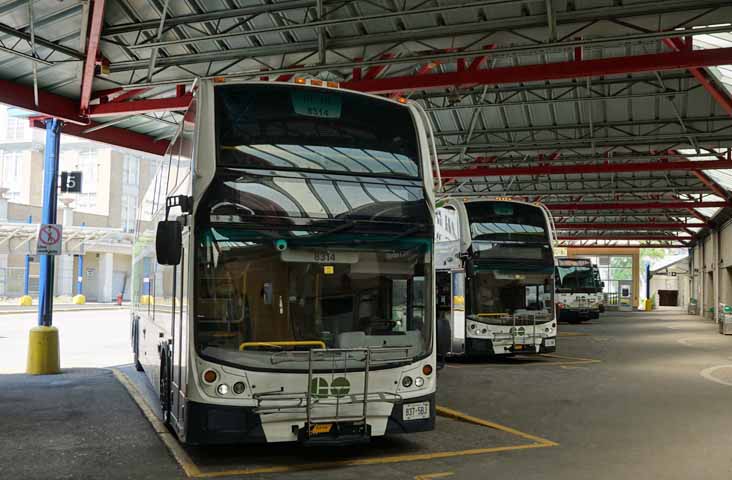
[{"left": 310, "top": 377, "right": 351, "bottom": 398}]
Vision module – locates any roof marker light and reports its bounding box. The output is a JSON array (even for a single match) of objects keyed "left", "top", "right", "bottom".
[
  {"left": 327, "top": 81, "right": 340, "bottom": 88},
  {"left": 397, "top": 97, "right": 408, "bottom": 104},
  {"left": 212, "top": 76, "right": 226, "bottom": 83},
  {"left": 294, "top": 78, "right": 306, "bottom": 84},
  {"left": 310, "top": 79, "right": 323, "bottom": 86}
]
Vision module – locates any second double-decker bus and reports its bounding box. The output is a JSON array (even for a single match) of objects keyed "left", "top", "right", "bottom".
[
  {"left": 435, "top": 198, "right": 557, "bottom": 357},
  {"left": 555, "top": 257, "right": 601, "bottom": 323},
  {"left": 131, "top": 79, "right": 439, "bottom": 445}
]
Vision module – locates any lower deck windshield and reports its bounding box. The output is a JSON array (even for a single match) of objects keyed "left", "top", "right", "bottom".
[
  {"left": 467, "top": 263, "right": 554, "bottom": 326},
  {"left": 194, "top": 227, "right": 431, "bottom": 371},
  {"left": 556, "top": 265, "right": 595, "bottom": 293}
]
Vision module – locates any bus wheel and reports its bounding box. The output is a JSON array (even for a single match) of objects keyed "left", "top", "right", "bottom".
[{"left": 159, "top": 343, "right": 173, "bottom": 425}]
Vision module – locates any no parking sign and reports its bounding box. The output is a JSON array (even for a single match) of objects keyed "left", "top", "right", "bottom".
[{"left": 36, "top": 224, "right": 63, "bottom": 255}]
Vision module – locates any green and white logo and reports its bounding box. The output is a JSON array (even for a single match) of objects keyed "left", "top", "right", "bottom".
[{"left": 310, "top": 377, "right": 351, "bottom": 398}]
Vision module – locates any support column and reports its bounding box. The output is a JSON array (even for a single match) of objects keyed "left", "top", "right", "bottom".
[
  {"left": 0, "top": 188, "right": 8, "bottom": 298},
  {"left": 20, "top": 215, "right": 33, "bottom": 306},
  {"left": 99, "top": 252, "right": 114, "bottom": 303},
  {"left": 57, "top": 198, "right": 74, "bottom": 297},
  {"left": 28, "top": 119, "right": 61, "bottom": 375}
]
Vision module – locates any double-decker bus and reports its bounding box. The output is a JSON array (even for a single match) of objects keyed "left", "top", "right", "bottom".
[
  {"left": 555, "top": 257, "right": 601, "bottom": 323},
  {"left": 435, "top": 198, "right": 557, "bottom": 357},
  {"left": 130, "top": 79, "right": 439, "bottom": 445}
]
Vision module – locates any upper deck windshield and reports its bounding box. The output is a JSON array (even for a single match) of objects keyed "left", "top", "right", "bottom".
[
  {"left": 215, "top": 84, "right": 420, "bottom": 179},
  {"left": 556, "top": 259, "right": 595, "bottom": 292},
  {"left": 465, "top": 201, "right": 552, "bottom": 262}
]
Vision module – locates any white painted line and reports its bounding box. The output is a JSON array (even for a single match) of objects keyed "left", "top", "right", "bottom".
[{"left": 700, "top": 365, "right": 732, "bottom": 387}]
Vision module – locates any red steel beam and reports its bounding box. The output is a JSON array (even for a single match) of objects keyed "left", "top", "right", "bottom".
[
  {"left": 557, "top": 235, "right": 693, "bottom": 241},
  {"left": 343, "top": 47, "right": 732, "bottom": 93},
  {"left": 664, "top": 37, "right": 732, "bottom": 116},
  {"left": 556, "top": 244, "right": 687, "bottom": 249},
  {"left": 692, "top": 170, "right": 729, "bottom": 199},
  {"left": 80, "top": 0, "right": 106, "bottom": 114},
  {"left": 87, "top": 94, "right": 193, "bottom": 118},
  {"left": 0, "top": 79, "right": 86, "bottom": 125},
  {"left": 31, "top": 120, "right": 168, "bottom": 156},
  {"left": 547, "top": 201, "right": 728, "bottom": 211},
  {"left": 555, "top": 222, "right": 704, "bottom": 230},
  {"left": 439, "top": 159, "right": 732, "bottom": 178}
]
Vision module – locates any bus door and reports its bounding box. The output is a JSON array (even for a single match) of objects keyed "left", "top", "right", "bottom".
[
  {"left": 170, "top": 228, "right": 189, "bottom": 432},
  {"left": 436, "top": 270, "right": 466, "bottom": 355}
]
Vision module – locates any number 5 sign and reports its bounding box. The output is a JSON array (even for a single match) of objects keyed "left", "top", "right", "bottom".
[
  {"left": 37, "top": 224, "right": 63, "bottom": 255},
  {"left": 60, "top": 171, "right": 82, "bottom": 193}
]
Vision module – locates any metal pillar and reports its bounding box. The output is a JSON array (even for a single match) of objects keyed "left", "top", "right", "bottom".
[
  {"left": 37, "top": 119, "right": 62, "bottom": 327},
  {"left": 23, "top": 215, "right": 31, "bottom": 295},
  {"left": 77, "top": 254, "right": 83, "bottom": 295},
  {"left": 646, "top": 263, "right": 651, "bottom": 300}
]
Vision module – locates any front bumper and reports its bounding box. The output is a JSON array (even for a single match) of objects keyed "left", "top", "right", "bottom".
[{"left": 183, "top": 393, "right": 436, "bottom": 446}]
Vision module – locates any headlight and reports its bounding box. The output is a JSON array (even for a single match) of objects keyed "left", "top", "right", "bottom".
[
  {"left": 402, "top": 376, "right": 413, "bottom": 388},
  {"left": 217, "top": 384, "right": 229, "bottom": 395},
  {"left": 233, "top": 382, "right": 246, "bottom": 394},
  {"left": 414, "top": 377, "right": 425, "bottom": 387}
]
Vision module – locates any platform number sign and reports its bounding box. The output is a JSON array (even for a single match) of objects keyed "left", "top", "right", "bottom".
[{"left": 60, "top": 171, "right": 82, "bottom": 193}]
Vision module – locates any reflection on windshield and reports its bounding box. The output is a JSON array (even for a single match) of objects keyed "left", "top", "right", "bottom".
[
  {"left": 194, "top": 227, "right": 432, "bottom": 371},
  {"left": 556, "top": 266, "right": 595, "bottom": 290},
  {"left": 468, "top": 269, "right": 554, "bottom": 325}
]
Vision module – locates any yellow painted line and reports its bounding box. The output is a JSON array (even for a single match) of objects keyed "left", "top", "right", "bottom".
[
  {"left": 194, "top": 443, "right": 552, "bottom": 478},
  {"left": 415, "top": 472, "right": 454, "bottom": 480},
  {"left": 435, "top": 406, "right": 558, "bottom": 447},
  {"left": 447, "top": 353, "right": 601, "bottom": 368},
  {"left": 111, "top": 368, "right": 202, "bottom": 478},
  {"left": 540, "top": 353, "right": 602, "bottom": 365},
  {"left": 115, "top": 367, "right": 559, "bottom": 478}
]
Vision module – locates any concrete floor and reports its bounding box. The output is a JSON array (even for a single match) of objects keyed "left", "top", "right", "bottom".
[{"left": 2, "top": 310, "right": 732, "bottom": 479}]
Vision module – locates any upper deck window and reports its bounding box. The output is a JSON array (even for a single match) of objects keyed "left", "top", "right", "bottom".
[{"left": 215, "top": 84, "right": 420, "bottom": 178}]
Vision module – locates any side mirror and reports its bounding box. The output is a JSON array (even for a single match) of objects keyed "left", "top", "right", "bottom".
[{"left": 156, "top": 220, "right": 182, "bottom": 265}]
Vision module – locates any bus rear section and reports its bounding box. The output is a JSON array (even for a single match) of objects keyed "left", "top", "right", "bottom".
[
  {"left": 436, "top": 199, "right": 557, "bottom": 357},
  {"left": 555, "top": 257, "right": 601, "bottom": 323},
  {"left": 131, "top": 79, "right": 439, "bottom": 446}
]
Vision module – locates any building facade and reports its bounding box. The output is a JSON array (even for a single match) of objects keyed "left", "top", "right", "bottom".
[{"left": 0, "top": 105, "right": 160, "bottom": 302}]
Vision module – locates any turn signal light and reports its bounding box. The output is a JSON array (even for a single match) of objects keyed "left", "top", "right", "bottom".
[
  {"left": 422, "top": 364, "right": 433, "bottom": 376},
  {"left": 203, "top": 369, "right": 217, "bottom": 383}
]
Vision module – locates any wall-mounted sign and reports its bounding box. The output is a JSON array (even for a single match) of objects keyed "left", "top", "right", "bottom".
[{"left": 60, "top": 171, "right": 82, "bottom": 193}]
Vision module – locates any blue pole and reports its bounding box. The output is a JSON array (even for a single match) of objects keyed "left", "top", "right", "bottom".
[
  {"left": 77, "top": 222, "right": 85, "bottom": 295},
  {"left": 23, "top": 215, "right": 31, "bottom": 296},
  {"left": 77, "top": 255, "right": 83, "bottom": 295},
  {"left": 37, "top": 119, "right": 62, "bottom": 327}
]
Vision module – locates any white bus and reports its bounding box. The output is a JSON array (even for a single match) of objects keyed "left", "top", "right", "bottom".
[
  {"left": 555, "top": 257, "right": 601, "bottom": 323},
  {"left": 130, "top": 79, "right": 439, "bottom": 446},
  {"left": 435, "top": 198, "right": 557, "bottom": 356}
]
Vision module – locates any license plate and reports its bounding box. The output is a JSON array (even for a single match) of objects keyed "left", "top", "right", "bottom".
[
  {"left": 545, "top": 338, "right": 556, "bottom": 347},
  {"left": 403, "top": 401, "right": 430, "bottom": 421},
  {"left": 309, "top": 423, "right": 333, "bottom": 435}
]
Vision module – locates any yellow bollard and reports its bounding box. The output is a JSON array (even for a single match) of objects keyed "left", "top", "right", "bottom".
[
  {"left": 72, "top": 294, "right": 86, "bottom": 305},
  {"left": 19, "top": 295, "right": 33, "bottom": 306},
  {"left": 26, "top": 326, "right": 60, "bottom": 375}
]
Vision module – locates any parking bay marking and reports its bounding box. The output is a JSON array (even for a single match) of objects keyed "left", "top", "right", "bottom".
[
  {"left": 113, "top": 369, "right": 559, "bottom": 479},
  {"left": 447, "top": 353, "right": 601, "bottom": 369}
]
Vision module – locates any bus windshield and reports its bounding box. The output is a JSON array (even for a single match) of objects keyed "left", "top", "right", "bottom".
[
  {"left": 467, "top": 264, "right": 554, "bottom": 325},
  {"left": 556, "top": 265, "right": 596, "bottom": 291},
  {"left": 194, "top": 226, "right": 432, "bottom": 371},
  {"left": 215, "top": 84, "right": 420, "bottom": 178},
  {"left": 466, "top": 202, "right": 549, "bottom": 243}
]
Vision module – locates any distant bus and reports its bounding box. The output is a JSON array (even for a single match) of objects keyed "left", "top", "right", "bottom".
[
  {"left": 131, "top": 79, "right": 439, "bottom": 445},
  {"left": 591, "top": 264, "right": 605, "bottom": 313},
  {"left": 435, "top": 199, "right": 557, "bottom": 356},
  {"left": 555, "top": 257, "right": 601, "bottom": 323}
]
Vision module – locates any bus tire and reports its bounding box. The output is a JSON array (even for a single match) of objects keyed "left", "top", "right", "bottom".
[{"left": 159, "top": 343, "right": 173, "bottom": 426}]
